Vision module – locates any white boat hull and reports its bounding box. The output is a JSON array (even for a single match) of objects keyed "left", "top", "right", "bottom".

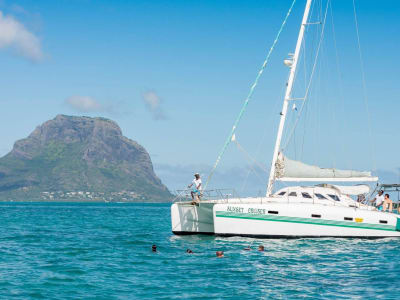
[
  {"left": 171, "top": 187, "right": 400, "bottom": 238},
  {"left": 171, "top": 202, "right": 215, "bottom": 234},
  {"left": 213, "top": 203, "right": 400, "bottom": 238}
]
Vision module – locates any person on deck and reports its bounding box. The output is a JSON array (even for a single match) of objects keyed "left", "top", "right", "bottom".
[
  {"left": 357, "top": 194, "right": 366, "bottom": 203},
  {"left": 188, "top": 173, "right": 202, "bottom": 203},
  {"left": 372, "top": 190, "right": 384, "bottom": 210},
  {"left": 383, "top": 193, "right": 393, "bottom": 212}
]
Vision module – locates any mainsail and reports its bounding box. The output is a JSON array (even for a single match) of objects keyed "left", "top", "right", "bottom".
[{"left": 275, "top": 153, "right": 378, "bottom": 182}]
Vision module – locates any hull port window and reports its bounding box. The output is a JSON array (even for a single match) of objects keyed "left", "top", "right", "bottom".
[
  {"left": 379, "top": 220, "right": 388, "bottom": 224},
  {"left": 289, "top": 192, "right": 297, "bottom": 197},
  {"left": 328, "top": 194, "right": 341, "bottom": 201},
  {"left": 344, "top": 217, "right": 353, "bottom": 221},
  {"left": 302, "top": 192, "right": 312, "bottom": 199},
  {"left": 311, "top": 214, "right": 321, "bottom": 218},
  {"left": 268, "top": 211, "right": 279, "bottom": 214},
  {"left": 315, "top": 193, "right": 327, "bottom": 200}
]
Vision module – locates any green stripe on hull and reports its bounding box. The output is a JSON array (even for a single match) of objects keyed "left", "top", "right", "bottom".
[{"left": 215, "top": 211, "right": 396, "bottom": 232}]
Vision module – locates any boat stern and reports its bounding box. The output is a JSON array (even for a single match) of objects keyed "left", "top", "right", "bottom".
[{"left": 171, "top": 202, "right": 215, "bottom": 235}]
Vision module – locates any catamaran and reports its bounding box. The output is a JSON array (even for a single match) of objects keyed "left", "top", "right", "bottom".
[{"left": 171, "top": 0, "right": 400, "bottom": 238}]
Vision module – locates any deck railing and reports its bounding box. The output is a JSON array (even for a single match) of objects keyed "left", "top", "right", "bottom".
[
  {"left": 172, "top": 189, "right": 239, "bottom": 203},
  {"left": 172, "top": 187, "right": 400, "bottom": 213}
]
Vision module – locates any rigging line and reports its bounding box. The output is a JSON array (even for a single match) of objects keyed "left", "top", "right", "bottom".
[
  {"left": 304, "top": 0, "right": 320, "bottom": 166},
  {"left": 240, "top": 84, "right": 285, "bottom": 193},
  {"left": 330, "top": 0, "right": 351, "bottom": 171},
  {"left": 233, "top": 139, "right": 268, "bottom": 173},
  {"left": 204, "top": 0, "right": 297, "bottom": 190},
  {"left": 312, "top": 41, "right": 323, "bottom": 166},
  {"left": 302, "top": 35, "right": 308, "bottom": 92},
  {"left": 352, "top": 0, "right": 376, "bottom": 171},
  {"left": 300, "top": 4, "right": 317, "bottom": 161},
  {"left": 292, "top": 106, "right": 297, "bottom": 160},
  {"left": 232, "top": 140, "right": 268, "bottom": 185},
  {"left": 299, "top": 40, "right": 307, "bottom": 161},
  {"left": 282, "top": 0, "right": 330, "bottom": 151},
  {"left": 320, "top": 29, "right": 338, "bottom": 169},
  {"left": 234, "top": 152, "right": 265, "bottom": 182},
  {"left": 300, "top": 97, "right": 308, "bottom": 159}
]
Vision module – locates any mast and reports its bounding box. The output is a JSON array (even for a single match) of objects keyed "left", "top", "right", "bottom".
[{"left": 266, "top": 0, "right": 313, "bottom": 196}]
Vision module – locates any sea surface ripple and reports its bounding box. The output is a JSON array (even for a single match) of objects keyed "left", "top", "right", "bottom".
[{"left": 0, "top": 202, "right": 399, "bottom": 299}]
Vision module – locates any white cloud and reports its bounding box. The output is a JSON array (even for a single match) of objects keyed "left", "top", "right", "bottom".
[
  {"left": 65, "top": 96, "right": 102, "bottom": 113},
  {"left": 0, "top": 10, "right": 43, "bottom": 61},
  {"left": 142, "top": 91, "right": 167, "bottom": 120}
]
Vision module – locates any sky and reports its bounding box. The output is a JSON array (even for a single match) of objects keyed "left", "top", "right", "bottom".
[{"left": 0, "top": 0, "right": 399, "bottom": 195}]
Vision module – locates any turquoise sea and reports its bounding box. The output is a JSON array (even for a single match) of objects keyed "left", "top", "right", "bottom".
[{"left": 1, "top": 202, "right": 399, "bottom": 299}]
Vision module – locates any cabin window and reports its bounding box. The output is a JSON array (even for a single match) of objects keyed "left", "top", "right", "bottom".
[
  {"left": 302, "top": 192, "right": 312, "bottom": 199},
  {"left": 278, "top": 192, "right": 286, "bottom": 196},
  {"left": 328, "top": 194, "right": 341, "bottom": 201},
  {"left": 289, "top": 192, "right": 297, "bottom": 197},
  {"left": 315, "top": 193, "right": 327, "bottom": 200},
  {"left": 311, "top": 214, "right": 321, "bottom": 218}
]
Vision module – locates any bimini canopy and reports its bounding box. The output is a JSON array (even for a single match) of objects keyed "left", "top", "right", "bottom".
[
  {"left": 275, "top": 153, "right": 378, "bottom": 182},
  {"left": 316, "top": 184, "right": 370, "bottom": 195}
]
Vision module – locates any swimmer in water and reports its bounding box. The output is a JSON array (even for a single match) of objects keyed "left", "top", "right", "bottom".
[
  {"left": 186, "top": 249, "right": 193, "bottom": 254},
  {"left": 216, "top": 251, "right": 224, "bottom": 258},
  {"left": 244, "top": 240, "right": 255, "bottom": 251},
  {"left": 258, "top": 245, "right": 265, "bottom": 251},
  {"left": 152, "top": 244, "right": 157, "bottom": 252}
]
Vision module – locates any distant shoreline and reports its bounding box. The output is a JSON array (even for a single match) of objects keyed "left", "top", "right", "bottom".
[{"left": 0, "top": 200, "right": 171, "bottom": 204}]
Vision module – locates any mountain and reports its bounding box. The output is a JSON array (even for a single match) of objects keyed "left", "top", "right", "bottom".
[{"left": 0, "top": 115, "right": 172, "bottom": 202}]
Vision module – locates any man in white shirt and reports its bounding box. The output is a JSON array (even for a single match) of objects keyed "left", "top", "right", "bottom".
[
  {"left": 372, "top": 190, "right": 384, "bottom": 209},
  {"left": 188, "top": 173, "right": 202, "bottom": 203}
]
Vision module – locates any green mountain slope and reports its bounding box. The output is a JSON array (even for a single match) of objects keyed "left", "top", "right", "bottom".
[{"left": 0, "top": 115, "right": 172, "bottom": 202}]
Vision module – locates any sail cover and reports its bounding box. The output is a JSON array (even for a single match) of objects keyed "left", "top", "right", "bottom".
[{"left": 275, "top": 153, "right": 378, "bottom": 182}]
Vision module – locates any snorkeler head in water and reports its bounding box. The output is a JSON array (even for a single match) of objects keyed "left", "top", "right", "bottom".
[{"left": 216, "top": 251, "right": 224, "bottom": 258}]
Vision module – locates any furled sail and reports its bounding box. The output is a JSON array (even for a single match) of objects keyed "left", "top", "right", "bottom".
[{"left": 275, "top": 153, "right": 378, "bottom": 182}]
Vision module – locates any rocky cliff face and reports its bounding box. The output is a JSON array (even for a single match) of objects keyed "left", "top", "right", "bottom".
[{"left": 0, "top": 115, "right": 171, "bottom": 201}]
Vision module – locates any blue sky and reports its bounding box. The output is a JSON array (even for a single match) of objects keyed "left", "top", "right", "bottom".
[{"left": 0, "top": 0, "right": 399, "bottom": 194}]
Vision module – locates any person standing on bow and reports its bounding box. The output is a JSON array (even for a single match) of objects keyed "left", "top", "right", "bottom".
[{"left": 188, "top": 173, "right": 202, "bottom": 203}]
